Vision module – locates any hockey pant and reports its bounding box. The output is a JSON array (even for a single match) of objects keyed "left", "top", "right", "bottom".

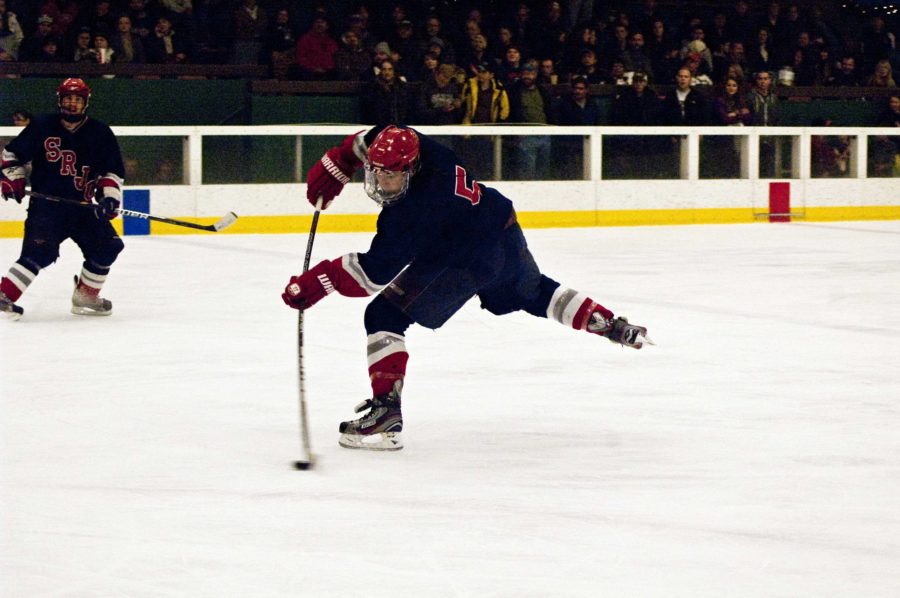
[{"left": 0, "top": 201, "right": 124, "bottom": 301}]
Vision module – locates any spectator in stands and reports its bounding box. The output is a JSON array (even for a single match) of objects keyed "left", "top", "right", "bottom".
[
  {"left": 530, "top": 1, "right": 567, "bottom": 64},
  {"left": 537, "top": 58, "right": 558, "bottom": 88},
  {"left": 830, "top": 55, "right": 860, "bottom": 86},
  {"left": 159, "top": 0, "right": 193, "bottom": 27},
  {"left": 812, "top": 43, "right": 835, "bottom": 86},
  {"left": 232, "top": 0, "right": 267, "bottom": 65},
  {"left": 39, "top": 0, "right": 79, "bottom": 40},
  {"left": 145, "top": 15, "right": 188, "bottom": 63},
  {"left": 729, "top": 0, "right": 756, "bottom": 48},
  {"left": 747, "top": 69, "right": 780, "bottom": 176},
  {"left": 497, "top": 44, "right": 524, "bottom": 88},
  {"left": 622, "top": 31, "right": 655, "bottom": 82},
  {"left": 707, "top": 11, "right": 731, "bottom": 57},
  {"left": 746, "top": 70, "right": 778, "bottom": 125},
  {"left": 18, "top": 14, "right": 55, "bottom": 62},
  {"left": 645, "top": 18, "right": 672, "bottom": 66},
  {"left": 405, "top": 50, "right": 438, "bottom": 82},
  {"left": 713, "top": 76, "right": 752, "bottom": 126},
  {"left": 0, "top": 1, "right": 22, "bottom": 51},
  {"left": 866, "top": 59, "right": 897, "bottom": 88},
  {"left": 78, "top": 0, "right": 117, "bottom": 39},
  {"left": 507, "top": 61, "right": 554, "bottom": 178},
  {"left": 458, "top": 33, "right": 491, "bottom": 77},
  {"left": 603, "top": 21, "right": 629, "bottom": 67},
  {"left": 553, "top": 73, "right": 600, "bottom": 179},
  {"left": 36, "top": 35, "right": 62, "bottom": 62},
  {"left": 72, "top": 27, "right": 94, "bottom": 62},
  {"left": 0, "top": 11, "right": 18, "bottom": 61},
  {"left": 333, "top": 29, "right": 369, "bottom": 81},
  {"left": 423, "top": 15, "right": 455, "bottom": 66},
  {"left": 492, "top": 24, "right": 515, "bottom": 64},
  {"left": 661, "top": 66, "right": 710, "bottom": 125},
  {"left": 11, "top": 109, "right": 31, "bottom": 126},
  {"left": 748, "top": 26, "right": 775, "bottom": 76},
  {"left": 126, "top": 0, "right": 155, "bottom": 41},
  {"left": 459, "top": 60, "right": 509, "bottom": 179},
  {"left": 609, "top": 70, "right": 664, "bottom": 178},
  {"left": 360, "top": 59, "right": 409, "bottom": 126},
  {"left": 388, "top": 19, "right": 421, "bottom": 67},
  {"left": 264, "top": 7, "right": 296, "bottom": 79},
  {"left": 603, "top": 59, "right": 629, "bottom": 85},
  {"left": 562, "top": 23, "right": 597, "bottom": 76},
  {"left": 462, "top": 60, "right": 509, "bottom": 125},
  {"left": 556, "top": 74, "right": 600, "bottom": 125},
  {"left": 295, "top": 14, "right": 337, "bottom": 79},
  {"left": 364, "top": 41, "right": 394, "bottom": 81},
  {"left": 93, "top": 30, "right": 114, "bottom": 64},
  {"left": 683, "top": 49, "right": 714, "bottom": 86},
  {"left": 576, "top": 48, "right": 605, "bottom": 84},
  {"left": 415, "top": 63, "right": 463, "bottom": 125},
  {"left": 111, "top": 15, "right": 146, "bottom": 64},
  {"left": 869, "top": 94, "right": 900, "bottom": 177},
  {"left": 861, "top": 16, "right": 895, "bottom": 73}
]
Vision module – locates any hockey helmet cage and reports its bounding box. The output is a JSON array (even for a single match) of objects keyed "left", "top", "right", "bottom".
[
  {"left": 364, "top": 126, "right": 420, "bottom": 206},
  {"left": 57, "top": 78, "right": 91, "bottom": 117}
]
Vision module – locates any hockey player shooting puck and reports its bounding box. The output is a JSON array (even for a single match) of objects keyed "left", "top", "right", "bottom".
[{"left": 288, "top": 282, "right": 301, "bottom": 296}]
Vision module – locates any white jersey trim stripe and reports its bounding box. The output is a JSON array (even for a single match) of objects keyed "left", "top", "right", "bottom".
[
  {"left": 342, "top": 253, "right": 383, "bottom": 295},
  {"left": 366, "top": 331, "right": 406, "bottom": 367}
]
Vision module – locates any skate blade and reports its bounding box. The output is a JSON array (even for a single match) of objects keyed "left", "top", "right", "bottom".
[
  {"left": 636, "top": 333, "right": 656, "bottom": 348},
  {"left": 71, "top": 305, "right": 112, "bottom": 316},
  {"left": 339, "top": 431, "right": 403, "bottom": 451},
  {"left": 2, "top": 308, "right": 23, "bottom": 321}
]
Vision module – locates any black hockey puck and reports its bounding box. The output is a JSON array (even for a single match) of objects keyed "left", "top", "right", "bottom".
[{"left": 293, "top": 460, "right": 312, "bottom": 470}]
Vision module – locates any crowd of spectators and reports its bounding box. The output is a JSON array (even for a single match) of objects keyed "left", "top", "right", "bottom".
[{"left": 0, "top": 2, "right": 895, "bottom": 86}]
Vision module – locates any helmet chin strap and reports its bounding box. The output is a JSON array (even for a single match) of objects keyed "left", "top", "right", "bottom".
[{"left": 60, "top": 112, "right": 86, "bottom": 124}]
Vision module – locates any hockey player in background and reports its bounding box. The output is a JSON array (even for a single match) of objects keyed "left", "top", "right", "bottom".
[
  {"left": 0, "top": 78, "right": 125, "bottom": 319},
  {"left": 282, "top": 125, "right": 651, "bottom": 451}
]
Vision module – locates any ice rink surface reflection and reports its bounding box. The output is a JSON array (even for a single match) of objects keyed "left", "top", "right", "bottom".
[{"left": 2, "top": 221, "right": 899, "bottom": 597}]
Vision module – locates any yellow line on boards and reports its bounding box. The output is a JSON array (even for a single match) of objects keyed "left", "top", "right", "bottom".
[{"left": 1, "top": 207, "right": 899, "bottom": 238}]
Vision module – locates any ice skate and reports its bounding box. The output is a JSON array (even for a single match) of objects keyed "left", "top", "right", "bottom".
[
  {"left": 589, "top": 313, "right": 654, "bottom": 349},
  {"left": 0, "top": 290, "right": 24, "bottom": 320},
  {"left": 338, "top": 388, "right": 403, "bottom": 451},
  {"left": 71, "top": 276, "right": 112, "bottom": 316}
]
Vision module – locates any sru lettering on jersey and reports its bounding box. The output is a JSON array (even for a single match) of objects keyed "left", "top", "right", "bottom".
[
  {"left": 44, "top": 137, "right": 91, "bottom": 189},
  {"left": 454, "top": 165, "right": 481, "bottom": 205}
]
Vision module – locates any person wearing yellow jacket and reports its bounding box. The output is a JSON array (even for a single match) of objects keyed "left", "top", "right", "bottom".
[
  {"left": 459, "top": 61, "right": 510, "bottom": 179},
  {"left": 462, "top": 61, "right": 510, "bottom": 124}
]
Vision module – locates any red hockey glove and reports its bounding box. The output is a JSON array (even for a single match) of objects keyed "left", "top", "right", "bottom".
[
  {"left": 281, "top": 260, "right": 339, "bottom": 310},
  {"left": 0, "top": 176, "right": 25, "bottom": 204},
  {"left": 305, "top": 132, "right": 363, "bottom": 209}
]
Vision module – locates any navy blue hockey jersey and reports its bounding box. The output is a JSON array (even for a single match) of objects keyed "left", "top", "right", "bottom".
[
  {"left": 4, "top": 114, "right": 124, "bottom": 202},
  {"left": 358, "top": 126, "right": 514, "bottom": 285}
]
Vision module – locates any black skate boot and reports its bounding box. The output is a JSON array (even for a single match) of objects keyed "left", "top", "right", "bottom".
[
  {"left": 0, "top": 290, "right": 24, "bottom": 320},
  {"left": 589, "top": 313, "right": 654, "bottom": 349},
  {"left": 338, "top": 384, "right": 403, "bottom": 451},
  {"left": 71, "top": 276, "right": 112, "bottom": 316}
]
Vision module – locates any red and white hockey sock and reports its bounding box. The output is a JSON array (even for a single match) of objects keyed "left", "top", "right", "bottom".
[
  {"left": 546, "top": 287, "right": 614, "bottom": 334},
  {"left": 367, "top": 331, "right": 409, "bottom": 396},
  {"left": 76, "top": 267, "right": 107, "bottom": 296},
  {"left": 1, "top": 262, "right": 38, "bottom": 302}
]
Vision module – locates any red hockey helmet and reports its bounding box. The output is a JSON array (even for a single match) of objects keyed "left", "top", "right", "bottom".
[
  {"left": 367, "top": 126, "right": 420, "bottom": 172},
  {"left": 56, "top": 78, "right": 91, "bottom": 117},
  {"left": 364, "top": 126, "right": 420, "bottom": 205}
]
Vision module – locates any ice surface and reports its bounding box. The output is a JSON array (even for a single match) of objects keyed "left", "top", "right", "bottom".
[{"left": 2, "top": 222, "right": 899, "bottom": 597}]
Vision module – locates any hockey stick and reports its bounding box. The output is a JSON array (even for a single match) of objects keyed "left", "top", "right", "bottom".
[
  {"left": 27, "top": 191, "right": 238, "bottom": 232},
  {"left": 293, "top": 198, "right": 323, "bottom": 471}
]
